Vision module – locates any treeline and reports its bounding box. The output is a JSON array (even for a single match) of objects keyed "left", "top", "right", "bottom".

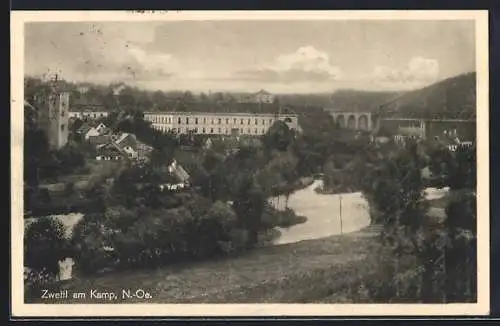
[
  {"left": 25, "top": 76, "right": 280, "bottom": 113},
  {"left": 356, "top": 140, "right": 476, "bottom": 302}
]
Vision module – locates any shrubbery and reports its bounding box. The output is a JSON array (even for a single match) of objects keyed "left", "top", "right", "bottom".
[
  {"left": 261, "top": 206, "right": 307, "bottom": 229},
  {"left": 24, "top": 217, "right": 68, "bottom": 276},
  {"left": 24, "top": 217, "right": 69, "bottom": 297},
  {"left": 70, "top": 197, "right": 255, "bottom": 274}
]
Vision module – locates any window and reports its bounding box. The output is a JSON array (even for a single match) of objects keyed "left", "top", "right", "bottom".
[
  {"left": 186, "top": 117, "right": 189, "bottom": 124},
  {"left": 203, "top": 117, "right": 207, "bottom": 123},
  {"left": 262, "top": 119, "right": 265, "bottom": 125},
  {"left": 255, "top": 119, "right": 258, "bottom": 125},
  {"left": 226, "top": 118, "right": 229, "bottom": 124},
  {"left": 61, "top": 110, "right": 65, "bottom": 117},
  {"left": 240, "top": 119, "right": 244, "bottom": 124},
  {"left": 178, "top": 117, "right": 181, "bottom": 124},
  {"left": 203, "top": 128, "right": 206, "bottom": 133},
  {"left": 218, "top": 118, "right": 221, "bottom": 124},
  {"left": 210, "top": 128, "right": 214, "bottom": 133},
  {"left": 194, "top": 128, "right": 198, "bottom": 133},
  {"left": 101, "top": 113, "right": 104, "bottom": 117},
  {"left": 61, "top": 124, "right": 65, "bottom": 131},
  {"left": 195, "top": 118, "right": 198, "bottom": 124},
  {"left": 254, "top": 128, "right": 258, "bottom": 134},
  {"left": 247, "top": 119, "right": 250, "bottom": 125},
  {"left": 233, "top": 118, "right": 237, "bottom": 124}
]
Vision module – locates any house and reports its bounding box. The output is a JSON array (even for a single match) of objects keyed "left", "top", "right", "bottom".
[
  {"left": 69, "top": 97, "right": 108, "bottom": 119},
  {"left": 95, "top": 142, "right": 126, "bottom": 161},
  {"left": 121, "top": 145, "right": 138, "bottom": 160},
  {"left": 136, "top": 141, "right": 153, "bottom": 161},
  {"left": 88, "top": 134, "right": 112, "bottom": 146},
  {"left": 371, "top": 125, "right": 392, "bottom": 144},
  {"left": 78, "top": 122, "right": 108, "bottom": 140},
  {"left": 114, "top": 133, "right": 138, "bottom": 150},
  {"left": 158, "top": 159, "right": 191, "bottom": 192},
  {"left": 110, "top": 132, "right": 152, "bottom": 161}
]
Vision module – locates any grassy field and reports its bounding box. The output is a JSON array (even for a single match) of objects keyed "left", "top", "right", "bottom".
[{"left": 27, "top": 225, "right": 384, "bottom": 304}]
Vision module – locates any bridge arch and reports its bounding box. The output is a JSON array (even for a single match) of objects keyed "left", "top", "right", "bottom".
[
  {"left": 347, "top": 115, "right": 356, "bottom": 129},
  {"left": 336, "top": 114, "right": 345, "bottom": 128},
  {"left": 358, "top": 114, "right": 368, "bottom": 130}
]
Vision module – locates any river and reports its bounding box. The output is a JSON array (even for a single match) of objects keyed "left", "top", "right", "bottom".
[
  {"left": 272, "top": 180, "right": 450, "bottom": 245},
  {"left": 272, "top": 180, "right": 371, "bottom": 245}
]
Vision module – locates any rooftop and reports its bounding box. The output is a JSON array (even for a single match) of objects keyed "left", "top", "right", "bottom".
[{"left": 144, "top": 111, "right": 297, "bottom": 117}]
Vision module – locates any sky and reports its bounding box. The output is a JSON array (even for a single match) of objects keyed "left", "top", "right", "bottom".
[{"left": 24, "top": 20, "right": 476, "bottom": 94}]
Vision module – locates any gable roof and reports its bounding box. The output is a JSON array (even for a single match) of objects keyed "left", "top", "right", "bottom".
[{"left": 170, "top": 162, "right": 190, "bottom": 183}]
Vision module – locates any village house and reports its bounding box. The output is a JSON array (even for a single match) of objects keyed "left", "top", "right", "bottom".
[
  {"left": 77, "top": 122, "right": 108, "bottom": 141},
  {"left": 69, "top": 97, "right": 109, "bottom": 120},
  {"left": 95, "top": 142, "right": 126, "bottom": 161},
  {"left": 158, "top": 159, "right": 191, "bottom": 192}
]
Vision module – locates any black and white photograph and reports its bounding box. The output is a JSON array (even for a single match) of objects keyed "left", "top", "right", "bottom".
[{"left": 11, "top": 10, "right": 489, "bottom": 317}]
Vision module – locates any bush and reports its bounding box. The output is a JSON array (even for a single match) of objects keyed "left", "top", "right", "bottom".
[
  {"left": 24, "top": 267, "right": 59, "bottom": 300},
  {"left": 24, "top": 217, "right": 68, "bottom": 276},
  {"left": 261, "top": 206, "right": 307, "bottom": 229},
  {"left": 218, "top": 228, "right": 250, "bottom": 256},
  {"left": 71, "top": 216, "right": 115, "bottom": 275}
]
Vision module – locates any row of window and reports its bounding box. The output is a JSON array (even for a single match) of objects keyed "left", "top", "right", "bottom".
[
  {"left": 147, "top": 116, "right": 291, "bottom": 126},
  {"left": 70, "top": 112, "right": 108, "bottom": 118},
  {"left": 154, "top": 125, "right": 268, "bottom": 135}
]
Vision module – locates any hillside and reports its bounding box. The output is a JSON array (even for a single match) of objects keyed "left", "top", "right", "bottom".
[
  {"left": 326, "top": 90, "right": 401, "bottom": 113},
  {"left": 376, "top": 72, "right": 476, "bottom": 120}
]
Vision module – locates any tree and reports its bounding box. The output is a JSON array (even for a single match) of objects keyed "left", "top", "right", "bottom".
[
  {"left": 232, "top": 175, "right": 265, "bottom": 247},
  {"left": 24, "top": 218, "right": 68, "bottom": 276},
  {"left": 362, "top": 143, "right": 434, "bottom": 301},
  {"left": 262, "top": 121, "right": 294, "bottom": 152},
  {"left": 442, "top": 145, "right": 476, "bottom": 302}
]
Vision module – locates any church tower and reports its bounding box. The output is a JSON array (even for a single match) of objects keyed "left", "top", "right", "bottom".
[{"left": 33, "top": 74, "right": 70, "bottom": 149}]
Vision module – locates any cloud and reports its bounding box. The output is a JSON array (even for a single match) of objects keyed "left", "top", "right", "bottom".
[
  {"left": 371, "top": 56, "right": 439, "bottom": 87},
  {"left": 72, "top": 45, "right": 178, "bottom": 82},
  {"left": 233, "top": 46, "right": 343, "bottom": 83},
  {"left": 25, "top": 22, "right": 178, "bottom": 83}
]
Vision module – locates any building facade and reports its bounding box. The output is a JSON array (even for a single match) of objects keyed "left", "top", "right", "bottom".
[
  {"left": 144, "top": 112, "right": 299, "bottom": 136},
  {"left": 378, "top": 118, "right": 476, "bottom": 142},
  {"left": 69, "top": 110, "right": 109, "bottom": 119},
  {"left": 33, "top": 86, "right": 70, "bottom": 150}
]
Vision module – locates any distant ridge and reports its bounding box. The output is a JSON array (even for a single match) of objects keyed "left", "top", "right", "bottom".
[
  {"left": 327, "top": 90, "right": 401, "bottom": 113},
  {"left": 376, "top": 72, "right": 476, "bottom": 120}
]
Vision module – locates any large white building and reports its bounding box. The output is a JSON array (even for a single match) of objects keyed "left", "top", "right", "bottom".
[{"left": 143, "top": 111, "right": 299, "bottom": 136}]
